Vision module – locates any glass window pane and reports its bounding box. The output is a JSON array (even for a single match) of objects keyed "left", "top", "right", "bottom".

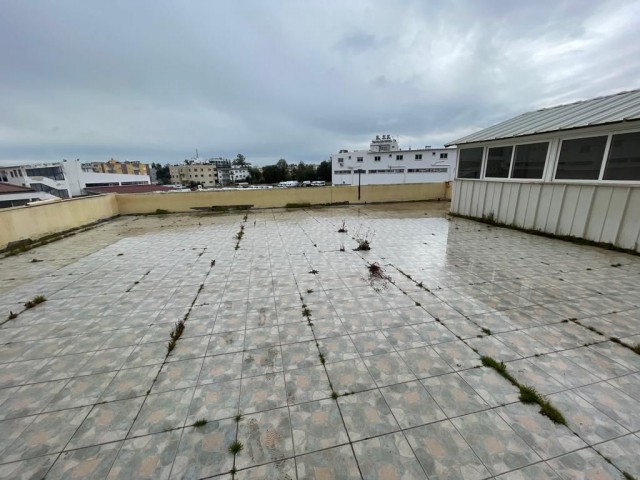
[
  {"left": 555, "top": 136, "right": 607, "bottom": 180},
  {"left": 604, "top": 132, "right": 640, "bottom": 180},
  {"left": 457, "top": 147, "right": 483, "bottom": 179},
  {"left": 485, "top": 146, "right": 513, "bottom": 178},
  {"left": 512, "top": 142, "right": 548, "bottom": 179}
]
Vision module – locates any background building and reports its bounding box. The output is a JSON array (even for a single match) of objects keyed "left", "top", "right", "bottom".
[
  {"left": 0, "top": 183, "right": 57, "bottom": 208},
  {"left": 330, "top": 135, "right": 456, "bottom": 185},
  {"left": 90, "top": 159, "right": 150, "bottom": 176},
  {"left": 169, "top": 164, "right": 217, "bottom": 187},
  {"left": 447, "top": 89, "right": 640, "bottom": 252},
  {"left": 0, "top": 159, "right": 151, "bottom": 198}
]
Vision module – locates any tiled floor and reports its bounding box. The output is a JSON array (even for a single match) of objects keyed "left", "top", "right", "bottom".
[{"left": 0, "top": 202, "right": 639, "bottom": 479}]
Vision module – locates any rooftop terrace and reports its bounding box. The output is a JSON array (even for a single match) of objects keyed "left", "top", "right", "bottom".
[{"left": 0, "top": 202, "right": 639, "bottom": 479}]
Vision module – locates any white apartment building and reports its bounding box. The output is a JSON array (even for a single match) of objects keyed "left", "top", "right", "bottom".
[
  {"left": 0, "top": 159, "right": 150, "bottom": 198},
  {"left": 230, "top": 166, "right": 250, "bottom": 184},
  {"left": 330, "top": 135, "right": 456, "bottom": 185}
]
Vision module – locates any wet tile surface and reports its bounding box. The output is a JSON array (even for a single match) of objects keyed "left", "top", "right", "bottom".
[{"left": 1, "top": 204, "right": 638, "bottom": 479}]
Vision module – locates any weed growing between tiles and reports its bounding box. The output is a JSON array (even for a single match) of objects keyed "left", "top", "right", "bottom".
[
  {"left": 366, "top": 262, "right": 391, "bottom": 291},
  {"left": 24, "top": 295, "right": 46, "bottom": 309},
  {"left": 2, "top": 294, "right": 48, "bottom": 326},
  {"left": 337, "top": 219, "right": 348, "bottom": 233},
  {"left": 567, "top": 317, "right": 640, "bottom": 356},
  {"left": 480, "top": 356, "right": 566, "bottom": 425},
  {"left": 192, "top": 418, "right": 208, "bottom": 428}
]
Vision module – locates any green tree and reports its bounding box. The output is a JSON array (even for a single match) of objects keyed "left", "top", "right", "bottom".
[
  {"left": 261, "top": 165, "right": 282, "bottom": 184},
  {"left": 317, "top": 160, "right": 332, "bottom": 182},
  {"left": 295, "top": 162, "right": 317, "bottom": 182},
  {"left": 276, "top": 159, "right": 289, "bottom": 181},
  {"left": 233, "top": 154, "right": 247, "bottom": 166},
  {"left": 248, "top": 167, "right": 262, "bottom": 184},
  {"left": 152, "top": 163, "right": 171, "bottom": 184}
]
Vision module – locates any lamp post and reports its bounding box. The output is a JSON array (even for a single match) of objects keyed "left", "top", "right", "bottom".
[{"left": 356, "top": 169, "right": 364, "bottom": 200}]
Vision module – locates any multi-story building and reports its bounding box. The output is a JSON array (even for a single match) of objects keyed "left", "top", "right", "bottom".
[
  {"left": 90, "top": 159, "right": 150, "bottom": 176},
  {"left": 0, "top": 159, "right": 151, "bottom": 198},
  {"left": 330, "top": 135, "right": 457, "bottom": 186},
  {"left": 169, "top": 164, "right": 217, "bottom": 187},
  {"left": 0, "top": 183, "right": 57, "bottom": 208},
  {"left": 230, "top": 166, "right": 250, "bottom": 184}
]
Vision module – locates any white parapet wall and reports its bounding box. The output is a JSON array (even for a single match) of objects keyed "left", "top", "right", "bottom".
[{"left": 451, "top": 179, "right": 640, "bottom": 252}]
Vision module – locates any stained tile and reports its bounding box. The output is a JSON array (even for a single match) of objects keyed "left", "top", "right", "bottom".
[
  {"left": 46, "top": 441, "right": 122, "bottom": 479},
  {"left": 127, "top": 387, "right": 194, "bottom": 437},
  {"left": 363, "top": 352, "right": 416, "bottom": 387},
  {"left": 170, "top": 419, "right": 236, "bottom": 479},
  {"left": 495, "top": 403, "right": 586, "bottom": 459},
  {"left": 199, "top": 352, "right": 243, "bottom": 385},
  {"left": 284, "top": 365, "right": 333, "bottom": 405},
  {"left": 422, "top": 373, "right": 490, "bottom": 418},
  {"left": 338, "top": 390, "right": 399, "bottom": 441},
  {"left": 68, "top": 397, "right": 145, "bottom": 449},
  {"left": 2, "top": 406, "right": 91, "bottom": 462},
  {"left": 107, "top": 429, "right": 181, "bottom": 479},
  {"left": 354, "top": 432, "right": 427, "bottom": 479},
  {"left": 295, "top": 445, "right": 361, "bottom": 479},
  {"left": 547, "top": 448, "right": 623, "bottom": 480},
  {"left": 325, "top": 358, "right": 377, "bottom": 395},
  {"left": 242, "top": 346, "right": 283, "bottom": 377},
  {"left": 380, "top": 381, "right": 446, "bottom": 429},
  {"left": 290, "top": 399, "right": 349, "bottom": 455},
  {"left": 405, "top": 420, "right": 491, "bottom": 480},
  {"left": 236, "top": 407, "right": 294, "bottom": 470},
  {"left": 594, "top": 434, "right": 640, "bottom": 479},
  {"left": 398, "top": 346, "right": 453, "bottom": 378},
  {"left": 239, "top": 372, "right": 287, "bottom": 414},
  {"left": 451, "top": 410, "right": 540, "bottom": 476},
  {"left": 187, "top": 380, "right": 241, "bottom": 423}
]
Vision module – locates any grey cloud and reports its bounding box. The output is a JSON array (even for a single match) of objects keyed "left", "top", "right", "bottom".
[{"left": 0, "top": 0, "right": 638, "bottom": 166}]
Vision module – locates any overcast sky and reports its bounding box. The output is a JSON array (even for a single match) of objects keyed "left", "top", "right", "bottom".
[{"left": 1, "top": 0, "right": 639, "bottom": 167}]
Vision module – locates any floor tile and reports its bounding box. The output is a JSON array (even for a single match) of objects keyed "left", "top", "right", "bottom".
[
  {"left": 495, "top": 403, "right": 586, "bottom": 459},
  {"left": 338, "top": 390, "right": 399, "bottom": 441},
  {"left": 106, "top": 429, "right": 181, "bottom": 479},
  {"left": 380, "top": 380, "right": 446, "bottom": 429},
  {"left": 68, "top": 397, "right": 145, "bottom": 449},
  {"left": 353, "top": 432, "right": 427, "bottom": 479},
  {"left": 421, "top": 373, "right": 490, "bottom": 418},
  {"left": 239, "top": 372, "right": 287, "bottom": 414},
  {"left": 290, "top": 398, "right": 349, "bottom": 455},
  {"left": 170, "top": 419, "right": 236, "bottom": 479},
  {"left": 325, "top": 359, "right": 377, "bottom": 395},
  {"left": 363, "top": 352, "right": 416, "bottom": 387},
  {"left": 46, "top": 441, "right": 122, "bottom": 479},
  {"left": 198, "top": 352, "right": 243, "bottom": 385},
  {"left": 236, "top": 407, "right": 294, "bottom": 470},
  {"left": 2, "top": 406, "right": 91, "bottom": 462},
  {"left": 451, "top": 410, "right": 541, "bottom": 476},
  {"left": 295, "top": 445, "right": 361, "bottom": 479},
  {"left": 405, "top": 420, "right": 491, "bottom": 480},
  {"left": 284, "top": 365, "right": 333, "bottom": 405},
  {"left": 128, "top": 387, "right": 194, "bottom": 438},
  {"left": 547, "top": 448, "right": 623, "bottom": 480},
  {"left": 187, "top": 379, "right": 241, "bottom": 424}
]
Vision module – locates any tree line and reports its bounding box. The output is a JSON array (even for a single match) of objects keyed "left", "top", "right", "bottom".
[{"left": 152, "top": 155, "right": 332, "bottom": 185}]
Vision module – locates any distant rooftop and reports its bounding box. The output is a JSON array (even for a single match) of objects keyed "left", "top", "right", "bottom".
[
  {"left": 447, "top": 89, "right": 640, "bottom": 146},
  {"left": 0, "top": 183, "right": 34, "bottom": 194},
  {"left": 84, "top": 184, "right": 173, "bottom": 194}
]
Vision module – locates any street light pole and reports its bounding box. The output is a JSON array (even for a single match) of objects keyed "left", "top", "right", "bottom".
[{"left": 357, "top": 169, "right": 363, "bottom": 200}]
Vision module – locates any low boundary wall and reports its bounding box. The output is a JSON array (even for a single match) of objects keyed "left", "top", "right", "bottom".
[
  {"left": 0, "top": 194, "right": 119, "bottom": 251},
  {"left": 0, "top": 183, "right": 450, "bottom": 251}
]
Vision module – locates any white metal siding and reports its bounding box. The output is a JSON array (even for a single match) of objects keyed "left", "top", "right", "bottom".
[{"left": 451, "top": 179, "right": 640, "bottom": 252}]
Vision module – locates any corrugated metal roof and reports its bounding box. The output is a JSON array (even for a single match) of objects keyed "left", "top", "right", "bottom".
[{"left": 446, "top": 89, "right": 640, "bottom": 146}]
